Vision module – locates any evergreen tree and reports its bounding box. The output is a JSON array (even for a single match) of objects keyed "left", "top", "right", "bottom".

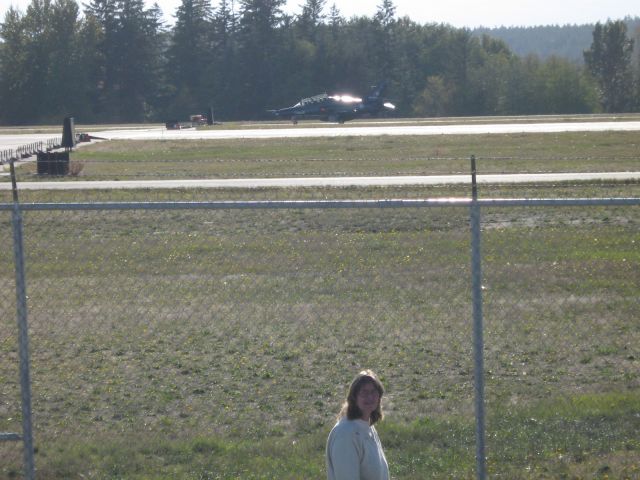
[
  {"left": 209, "top": 0, "right": 238, "bottom": 118},
  {"left": 214, "top": 0, "right": 236, "bottom": 39},
  {"left": 45, "top": 0, "right": 86, "bottom": 121},
  {"left": 166, "top": 0, "right": 214, "bottom": 117},
  {"left": 287, "top": 0, "right": 327, "bottom": 97},
  {"left": 0, "top": 7, "right": 28, "bottom": 123},
  {"left": 373, "top": 0, "right": 396, "bottom": 80},
  {"left": 328, "top": 3, "right": 342, "bottom": 31},
  {"left": 235, "top": 0, "right": 287, "bottom": 116},
  {"left": 83, "top": 0, "right": 164, "bottom": 121},
  {"left": 298, "top": 0, "right": 325, "bottom": 37},
  {"left": 76, "top": 13, "right": 105, "bottom": 121},
  {"left": 584, "top": 20, "right": 634, "bottom": 112},
  {"left": 391, "top": 17, "right": 428, "bottom": 114},
  {"left": 84, "top": 0, "right": 121, "bottom": 119},
  {"left": 21, "top": 0, "right": 55, "bottom": 121},
  {"left": 117, "top": 0, "right": 165, "bottom": 120},
  {"left": 374, "top": 0, "right": 395, "bottom": 28},
  {"left": 316, "top": 3, "right": 346, "bottom": 90}
]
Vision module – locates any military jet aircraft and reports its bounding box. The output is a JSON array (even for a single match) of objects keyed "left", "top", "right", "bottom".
[{"left": 269, "top": 82, "right": 395, "bottom": 124}]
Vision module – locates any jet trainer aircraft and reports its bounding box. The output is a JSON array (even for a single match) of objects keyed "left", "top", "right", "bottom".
[{"left": 269, "top": 82, "right": 395, "bottom": 124}]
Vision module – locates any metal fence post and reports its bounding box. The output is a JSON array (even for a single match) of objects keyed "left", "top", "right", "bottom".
[
  {"left": 10, "top": 159, "right": 36, "bottom": 480},
  {"left": 470, "top": 155, "right": 487, "bottom": 480}
]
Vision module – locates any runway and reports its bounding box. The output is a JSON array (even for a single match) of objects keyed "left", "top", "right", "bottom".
[
  {"left": 86, "top": 120, "right": 640, "bottom": 141},
  {"left": 3, "top": 119, "right": 640, "bottom": 149},
  {"left": 2, "top": 120, "right": 639, "bottom": 187},
  {"left": 2, "top": 172, "right": 639, "bottom": 190}
]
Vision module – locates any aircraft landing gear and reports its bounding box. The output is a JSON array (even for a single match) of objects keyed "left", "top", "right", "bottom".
[{"left": 291, "top": 116, "right": 298, "bottom": 125}]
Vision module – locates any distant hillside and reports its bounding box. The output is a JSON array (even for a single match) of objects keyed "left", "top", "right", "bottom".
[{"left": 473, "top": 16, "right": 640, "bottom": 63}]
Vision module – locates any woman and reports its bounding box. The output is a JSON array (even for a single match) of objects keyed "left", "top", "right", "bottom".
[{"left": 326, "top": 370, "right": 390, "bottom": 480}]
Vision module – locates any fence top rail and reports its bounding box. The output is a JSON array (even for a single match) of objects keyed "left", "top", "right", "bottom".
[{"left": 1, "top": 197, "right": 639, "bottom": 211}]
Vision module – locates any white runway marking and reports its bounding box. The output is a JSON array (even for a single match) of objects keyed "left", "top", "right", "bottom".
[
  {"left": 86, "top": 121, "right": 640, "bottom": 141},
  {"left": 2, "top": 172, "right": 639, "bottom": 190}
]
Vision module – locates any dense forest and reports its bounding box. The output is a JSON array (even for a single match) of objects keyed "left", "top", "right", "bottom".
[
  {"left": 474, "top": 17, "right": 640, "bottom": 63},
  {"left": 1, "top": 0, "right": 639, "bottom": 125}
]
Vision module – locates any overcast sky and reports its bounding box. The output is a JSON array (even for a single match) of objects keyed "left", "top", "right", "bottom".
[{"left": 1, "top": 0, "right": 638, "bottom": 28}]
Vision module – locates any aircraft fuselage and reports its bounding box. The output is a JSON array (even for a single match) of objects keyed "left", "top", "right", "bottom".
[{"left": 269, "top": 83, "right": 394, "bottom": 124}]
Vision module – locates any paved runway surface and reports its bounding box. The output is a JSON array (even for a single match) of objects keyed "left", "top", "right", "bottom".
[
  {"left": 0, "top": 133, "right": 62, "bottom": 150},
  {"left": 87, "top": 120, "right": 640, "bottom": 141},
  {"left": 2, "top": 172, "right": 639, "bottom": 190},
  {"left": 2, "top": 120, "right": 640, "bottom": 149}
]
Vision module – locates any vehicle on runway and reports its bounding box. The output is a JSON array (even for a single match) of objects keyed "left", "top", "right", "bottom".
[
  {"left": 165, "top": 107, "right": 221, "bottom": 130},
  {"left": 268, "top": 82, "right": 395, "bottom": 124}
]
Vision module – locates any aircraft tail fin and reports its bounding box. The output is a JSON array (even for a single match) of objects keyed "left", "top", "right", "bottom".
[
  {"left": 362, "top": 81, "right": 395, "bottom": 113},
  {"left": 367, "top": 81, "right": 387, "bottom": 100}
]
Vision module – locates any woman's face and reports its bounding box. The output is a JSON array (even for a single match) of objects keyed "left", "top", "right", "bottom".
[{"left": 356, "top": 381, "right": 380, "bottom": 421}]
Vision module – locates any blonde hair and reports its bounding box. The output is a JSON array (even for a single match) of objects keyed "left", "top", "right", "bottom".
[{"left": 338, "top": 369, "right": 385, "bottom": 425}]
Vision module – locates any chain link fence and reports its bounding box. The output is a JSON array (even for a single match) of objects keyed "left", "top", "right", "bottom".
[
  {"left": 1, "top": 197, "right": 639, "bottom": 479},
  {"left": 480, "top": 202, "right": 639, "bottom": 478}
]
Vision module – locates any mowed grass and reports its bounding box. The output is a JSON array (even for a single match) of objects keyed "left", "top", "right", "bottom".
[
  {"left": 0, "top": 204, "right": 638, "bottom": 479},
  {"left": 6, "top": 130, "right": 640, "bottom": 182},
  {"left": 0, "top": 128, "right": 639, "bottom": 478},
  {"left": 3, "top": 180, "right": 640, "bottom": 206}
]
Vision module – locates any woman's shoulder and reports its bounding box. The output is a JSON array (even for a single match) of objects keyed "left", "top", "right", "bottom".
[
  {"left": 328, "top": 418, "right": 371, "bottom": 452},
  {"left": 331, "top": 417, "right": 370, "bottom": 435}
]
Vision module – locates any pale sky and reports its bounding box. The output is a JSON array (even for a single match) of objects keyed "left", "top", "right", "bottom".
[{"left": 1, "top": 0, "right": 638, "bottom": 28}]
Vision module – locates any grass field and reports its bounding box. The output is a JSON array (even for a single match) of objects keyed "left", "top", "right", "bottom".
[
  {"left": 3, "top": 127, "right": 640, "bottom": 184},
  {"left": 1, "top": 124, "right": 639, "bottom": 478}
]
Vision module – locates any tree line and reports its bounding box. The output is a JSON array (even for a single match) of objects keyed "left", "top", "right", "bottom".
[
  {"left": 1, "top": 0, "right": 639, "bottom": 125},
  {"left": 474, "top": 17, "right": 640, "bottom": 64}
]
